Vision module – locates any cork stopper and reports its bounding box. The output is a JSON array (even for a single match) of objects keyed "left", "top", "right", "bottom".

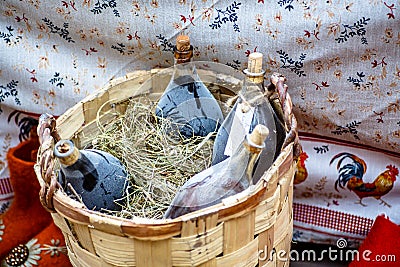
[
  {"left": 247, "top": 52, "right": 263, "bottom": 74},
  {"left": 176, "top": 35, "right": 191, "bottom": 51},
  {"left": 54, "top": 139, "right": 80, "bottom": 166},
  {"left": 248, "top": 124, "right": 269, "bottom": 148}
]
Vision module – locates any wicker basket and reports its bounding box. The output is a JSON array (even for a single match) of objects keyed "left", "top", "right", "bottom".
[{"left": 34, "top": 64, "right": 300, "bottom": 267}]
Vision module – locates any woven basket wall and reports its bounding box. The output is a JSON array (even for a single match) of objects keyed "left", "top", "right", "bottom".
[{"left": 34, "top": 65, "right": 298, "bottom": 267}]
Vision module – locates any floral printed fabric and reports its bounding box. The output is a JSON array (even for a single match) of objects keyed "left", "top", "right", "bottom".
[{"left": 0, "top": 0, "right": 399, "bottom": 243}]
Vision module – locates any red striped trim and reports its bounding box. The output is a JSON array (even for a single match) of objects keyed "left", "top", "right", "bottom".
[
  {"left": 0, "top": 177, "right": 13, "bottom": 195},
  {"left": 293, "top": 203, "right": 374, "bottom": 236}
]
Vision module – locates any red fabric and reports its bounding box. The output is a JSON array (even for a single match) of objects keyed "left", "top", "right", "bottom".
[
  {"left": 1, "top": 134, "right": 72, "bottom": 265},
  {"left": 0, "top": 137, "right": 52, "bottom": 259},
  {"left": 350, "top": 215, "right": 400, "bottom": 267},
  {"left": 34, "top": 222, "right": 72, "bottom": 267}
]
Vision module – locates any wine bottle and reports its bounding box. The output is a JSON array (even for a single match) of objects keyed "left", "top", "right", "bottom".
[
  {"left": 164, "top": 124, "right": 269, "bottom": 219},
  {"left": 211, "top": 52, "right": 277, "bottom": 184},
  {"left": 54, "top": 139, "right": 128, "bottom": 212},
  {"left": 155, "top": 35, "right": 224, "bottom": 137}
]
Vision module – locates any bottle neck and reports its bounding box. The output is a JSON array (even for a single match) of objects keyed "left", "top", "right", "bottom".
[
  {"left": 172, "top": 58, "right": 196, "bottom": 77},
  {"left": 227, "top": 132, "right": 265, "bottom": 185},
  {"left": 171, "top": 45, "right": 199, "bottom": 84},
  {"left": 243, "top": 68, "right": 265, "bottom": 88},
  {"left": 239, "top": 69, "right": 266, "bottom": 107},
  {"left": 54, "top": 140, "right": 80, "bottom": 166},
  {"left": 174, "top": 45, "right": 193, "bottom": 64}
]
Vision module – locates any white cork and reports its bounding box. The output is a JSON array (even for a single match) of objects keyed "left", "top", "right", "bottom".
[
  {"left": 249, "top": 124, "right": 269, "bottom": 147},
  {"left": 247, "top": 52, "right": 263, "bottom": 74}
]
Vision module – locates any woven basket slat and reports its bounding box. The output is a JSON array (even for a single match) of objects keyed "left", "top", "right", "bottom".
[
  {"left": 274, "top": 196, "right": 291, "bottom": 246},
  {"left": 257, "top": 225, "right": 275, "bottom": 267},
  {"left": 259, "top": 249, "right": 277, "bottom": 267},
  {"left": 171, "top": 234, "right": 223, "bottom": 266},
  {"left": 90, "top": 229, "right": 136, "bottom": 266},
  {"left": 222, "top": 211, "right": 255, "bottom": 254},
  {"left": 254, "top": 188, "right": 280, "bottom": 235},
  {"left": 171, "top": 222, "right": 223, "bottom": 250},
  {"left": 83, "top": 90, "right": 112, "bottom": 124},
  {"left": 67, "top": 251, "right": 82, "bottom": 267},
  {"left": 52, "top": 190, "right": 184, "bottom": 240},
  {"left": 171, "top": 242, "right": 223, "bottom": 266},
  {"left": 134, "top": 239, "right": 172, "bottom": 267},
  {"left": 51, "top": 213, "right": 76, "bottom": 239},
  {"left": 69, "top": 236, "right": 104, "bottom": 267},
  {"left": 216, "top": 237, "right": 259, "bottom": 267},
  {"left": 263, "top": 171, "right": 280, "bottom": 200},
  {"left": 120, "top": 221, "right": 183, "bottom": 241},
  {"left": 279, "top": 170, "right": 293, "bottom": 201},
  {"left": 206, "top": 213, "right": 219, "bottom": 234},
  {"left": 259, "top": 258, "right": 275, "bottom": 267},
  {"left": 277, "top": 151, "right": 294, "bottom": 181},
  {"left": 217, "top": 186, "right": 267, "bottom": 222},
  {"left": 197, "top": 260, "right": 217, "bottom": 267},
  {"left": 53, "top": 191, "right": 89, "bottom": 224},
  {"left": 274, "top": 231, "right": 293, "bottom": 267},
  {"left": 288, "top": 179, "right": 294, "bottom": 210},
  {"left": 266, "top": 144, "right": 294, "bottom": 194},
  {"left": 107, "top": 71, "right": 153, "bottom": 102},
  {"left": 88, "top": 212, "right": 125, "bottom": 236},
  {"left": 56, "top": 102, "right": 85, "bottom": 142},
  {"left": 72, "top": 223, "right": 96, "bottom": 254},
  {"left": 35, "top": 68, "right": 299, "bottom": 266},
  {"left": 278, "top": 168, "right": 295, "bottom": 213},
  {"left": 180, "top": 214, "right": 219, "bottom": 237}
]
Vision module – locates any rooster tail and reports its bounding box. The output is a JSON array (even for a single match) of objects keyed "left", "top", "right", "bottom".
[
  {"left": 329, "top": 152, "right": 367, "bottom": 173},
  {"left": 334, "top": 179, "right": 342, "bottom": 192},
  {"left": 330, "top": 152, "right": 367, "bottom": 191}
]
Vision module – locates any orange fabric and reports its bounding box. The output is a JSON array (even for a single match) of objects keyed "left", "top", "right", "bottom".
[
  {"left": 0, "top": 137, "right": 52, "bottom": 259},
  {"left": 34, "top": 222, "right": 72, "bottom": 266}
]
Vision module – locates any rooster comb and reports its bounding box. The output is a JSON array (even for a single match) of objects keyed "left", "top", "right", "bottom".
[{"left": 387, "top": 164, "right": 399, "bottom": 176}]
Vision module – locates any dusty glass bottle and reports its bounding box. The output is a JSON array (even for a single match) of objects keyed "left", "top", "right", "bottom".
[
  {"left": 155, "top": 35, "right": 224, "bottom": 137},
  {"left": 212, "top": 52, "right": 277, "bottom": 184},
  {"left": 164, "top": 124, "right": 269, "bottom": 219},
  {"left": 54, "top": 139, "right": 128, "bottom": 212}
]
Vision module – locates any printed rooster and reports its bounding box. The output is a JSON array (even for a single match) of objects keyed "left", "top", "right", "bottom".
[
  {"left": 294, "top": 151, "right": 308, "bottom": 185},
  {"left": 330, "top": 152, "right": 398, "bottom": 207}
]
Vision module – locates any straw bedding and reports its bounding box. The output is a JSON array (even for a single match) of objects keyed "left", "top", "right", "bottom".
[{"left": 91, "top": 98, "right": 216, "bottom": 219}]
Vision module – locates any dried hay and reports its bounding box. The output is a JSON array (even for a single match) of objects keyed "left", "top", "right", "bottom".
[{"left": 91, "top": 99, "right": 215, "bottom": 219}]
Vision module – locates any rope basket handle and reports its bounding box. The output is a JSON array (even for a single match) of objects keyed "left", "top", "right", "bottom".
[
  {"left": 37, "top": 113, "right": 61, "bottom": 212},
  {"left": 267, "top": 72, "right": 302, "bottom": 160},
  {"left": 36, "top": 72, "right": 301, "bottom": 212}
]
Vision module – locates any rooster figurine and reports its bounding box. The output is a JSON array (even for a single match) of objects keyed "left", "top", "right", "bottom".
[
  {"left": 294, "top": 151, "right": 308, "bottom": 185},
  {"left": 330, "top": 152, "right": 398, "bottom": 207}
]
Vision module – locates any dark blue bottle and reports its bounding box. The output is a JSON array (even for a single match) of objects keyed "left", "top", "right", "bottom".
[
  {"left": 54, "top": 139, "right": 128, "bottom": 212},
  {"left": 155, "top": 35, "right": 224, "bottom": 137}
]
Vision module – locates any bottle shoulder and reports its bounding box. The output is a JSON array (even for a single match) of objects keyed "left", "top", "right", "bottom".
[{"left": 162, "top": 80, "right": 214, "bottom": 97}]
